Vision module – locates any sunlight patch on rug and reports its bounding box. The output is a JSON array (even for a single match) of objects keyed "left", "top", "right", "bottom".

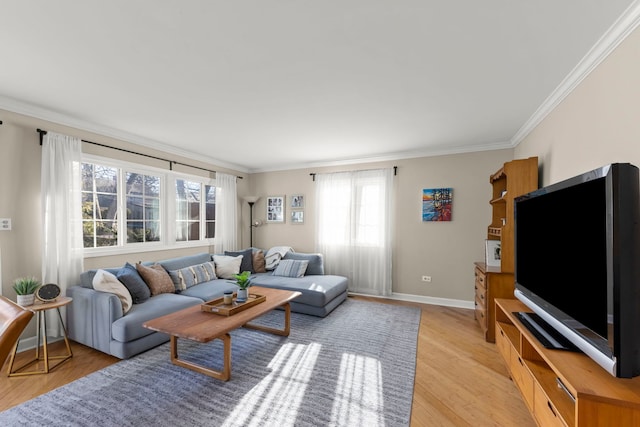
[
  {"left": 332, "top": 353, "right": 385, "bottom": 426},
  {"left": 222, "top": 343, "right": 321, "bottom": 427}
]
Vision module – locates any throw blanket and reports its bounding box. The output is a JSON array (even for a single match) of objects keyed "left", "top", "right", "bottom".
[{"left": 264, "top": 246, "right": 294, "bottom": 270}]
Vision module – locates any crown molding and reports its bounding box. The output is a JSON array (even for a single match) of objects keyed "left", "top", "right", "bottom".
[
  {"left": 248, "top": 139, "right": 514, "bottom": 173},
  {"left": 0, "top": 95, "right": 250, "bottom": 174},
  {"left": 511, "top": 0, "right": 640, "bottom": 145}
]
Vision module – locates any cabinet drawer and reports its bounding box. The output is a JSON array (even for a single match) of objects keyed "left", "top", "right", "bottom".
[
  {"left": 510, "top": 349, "right": 534, "bottom": 411},
  {"left": 474, "top": 267, "right": 486, "bottom": 288},
  {"left": 495, "top": 324, "right": 510, "bottom": 363},
  {"left": 475, "top": 299, "right": 487, "bottom": 330},
  {"left": 533, "top": 381, "right": 567, "bottom": 427}
]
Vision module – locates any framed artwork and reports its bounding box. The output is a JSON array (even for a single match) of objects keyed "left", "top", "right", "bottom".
[
  {"left": 290, "top": 194, "right": 304, "bottom": 208},
  {"left": 485, "top": 240, "right": 501, "bottom": 268},
  {"left": 291, "top": 210, "right": 304, "bottom": 224},
  {"left": 422, "top": 188, "right": 453, "bottom": 221},
  {"left": 266, "top": 196, "right": 285, "bottom": 223}
]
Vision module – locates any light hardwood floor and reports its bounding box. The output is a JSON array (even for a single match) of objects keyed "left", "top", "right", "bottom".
[{"left": 0, "top": 297, "right": 535, "bottom": 426}]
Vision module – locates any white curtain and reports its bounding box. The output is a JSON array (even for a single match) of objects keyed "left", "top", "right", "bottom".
[
  {"left": 215, "top": 172, "right": 238, "bottom": 252},
  {"left": 41, "top": 132, "right": 84, "bottom": 337},
  {"left": 315, "top": 168, "right": 394, "bottom": 296}
]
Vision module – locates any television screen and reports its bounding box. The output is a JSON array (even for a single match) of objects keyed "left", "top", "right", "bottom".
[
  {"left": 515, "top": 176, "right": 608, "bottom": 340},
  {"left": 514, "top": 163, "right": 640, "bottom": 377}
]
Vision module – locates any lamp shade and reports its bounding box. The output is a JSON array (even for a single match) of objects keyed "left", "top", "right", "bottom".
[{"left": 243, "top": 196, "right": 260, "bottom": 204}]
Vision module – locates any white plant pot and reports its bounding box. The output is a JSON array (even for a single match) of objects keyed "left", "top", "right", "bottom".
[
  {"left": 236, "top": 288, "right": 249, "bottom": 302},
  {"left": 17, "top": 294, "right": 35, "bottom": 306}
]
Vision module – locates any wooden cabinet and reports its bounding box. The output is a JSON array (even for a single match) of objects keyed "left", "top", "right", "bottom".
[
  {"left": 474, "top": 262, "right": 514, "bottom": 342},
  {"left": 476, "top": 157, "right": 538, "bottom": 342},
  {"left": 487, "top": 156, "right": 538, "bottom": 273},
  {"left": 495, "top": 299, "right": 640, "bottom": 427}
]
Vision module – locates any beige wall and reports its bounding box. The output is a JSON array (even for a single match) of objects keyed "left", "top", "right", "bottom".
[
  {"left": 251, "top": 149, "right": 513, "bottom": 303},
  {"left": 0, "top": 109, "right": 249, "bottom": 300},
  {"left": 0, "top": 106, "right": 512, "bottom": 307},
  {"left": 515, "top": 26, "right": 640, "bottom": 185}
]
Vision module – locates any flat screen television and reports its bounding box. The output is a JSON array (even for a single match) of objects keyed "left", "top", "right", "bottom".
[{"left": 514, "top": 163, "right": 640, "bottom": 378}]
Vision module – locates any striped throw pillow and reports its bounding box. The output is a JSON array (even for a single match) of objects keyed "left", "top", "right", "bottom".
[{"left": 272, "top": 259, "right": 309, "bottom": 278}]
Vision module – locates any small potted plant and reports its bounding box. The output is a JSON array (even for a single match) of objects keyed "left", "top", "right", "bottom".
[
  {"left": 13, "top": 277, "right": 41, "bottom": 306},
  {"left": 230, "top": 271, "right": 252, "bottom": 302}
]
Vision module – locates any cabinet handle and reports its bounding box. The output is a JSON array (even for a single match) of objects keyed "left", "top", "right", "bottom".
[
  {"left": 500, "top": 329, "right": 505, "bottom": 337},
  {"left": 518, "top": 357, "right": 523, "bottom": 366},
  {"left": 547, "top": 401, "right": 557, "bottom": 418}
]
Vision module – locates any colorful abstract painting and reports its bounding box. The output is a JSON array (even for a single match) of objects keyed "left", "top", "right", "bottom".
[{"left": 422, "top": 188, "right": 452, "bottom": 221}]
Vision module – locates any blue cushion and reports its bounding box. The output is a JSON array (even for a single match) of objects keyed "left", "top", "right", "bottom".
[
  {"left": 282, "top": 252, "right": 324, "bottom": 275},
  {"left": 225, "top": 248, "right": 254, "bottom": 273},
  {"left": 273, "top": 259, "right": 309, "bottom": 278},
  {"left": 116, "top": 262, "right": 150, "bottom": 304}
]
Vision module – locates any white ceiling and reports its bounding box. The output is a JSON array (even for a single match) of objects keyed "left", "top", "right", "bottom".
[{"left": 0, "top": 1, "right": 638, "bottom": 172}]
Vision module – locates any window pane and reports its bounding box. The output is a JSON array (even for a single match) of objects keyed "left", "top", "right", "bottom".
[
  {"left": 145, "top": 176, "right": 160, "bottom": 197},
  {"left": 126, "top": 172, "right": 144, "bottom": 195},
  {"left": 95, "top": 221, "right": 117, "bottom": 247},
  {"left": 82, "top": 193, "right": 94, "bottom": 219},
  {"left": 145, "top": 198, "right": 159, "bottom": 220},
  {"left": 146, "top": 221, "right": 160, "bottom": 242},
  {"left": 188, "top": 222, "right": 200, "bottom": 240},
  {"left": 127, "top": 221, "right": 144, "bottom": 243},
  {"left": 206, "top": 221, "right": 215, "bottom": 239},
  {"left": 82, "top": 163, "right": 94, "bottom": 192},
  {"left": 176, "top": 222, "right": 188, "bottom": 242},
  {"left": 127, "top": 196, "right": 143, "bottom": 220},
  {"left": 94, "top": 166, "right": 117, "bottom": 193},
  {"left": 97, "top": 194, "right": 118, "bottom": 220},
  {"left": 189, "top": 202, "right": 200, "bottom": 220}
]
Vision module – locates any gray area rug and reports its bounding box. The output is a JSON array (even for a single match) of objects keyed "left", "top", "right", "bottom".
[{"left": 1, "top": 298, "right": 420, "bottom": 427}]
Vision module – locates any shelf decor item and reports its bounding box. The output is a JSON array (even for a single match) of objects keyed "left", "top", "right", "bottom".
[
  {"left": 13, "top": 277, "right": 41, "bottom": 306},
  {"left": 485, "top": 240, "right": 501, "bottom": 268}
]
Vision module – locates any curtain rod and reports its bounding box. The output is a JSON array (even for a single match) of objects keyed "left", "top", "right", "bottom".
[
  {"left": 36, "top": 129, "right": 242, "bottom": 179},
  {"left": 310, "top": 166, "right": 397, "bottom": 181}
]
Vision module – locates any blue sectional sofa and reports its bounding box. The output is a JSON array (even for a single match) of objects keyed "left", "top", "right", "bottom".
[{"left": 67, "top": 251, "right": 348, "bottom": 359}]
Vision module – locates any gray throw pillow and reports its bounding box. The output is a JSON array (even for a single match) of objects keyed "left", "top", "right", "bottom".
[
  {"left": 117, "top": 262, "right": 151, "bottom": 304},
  {"left": 224, "top": 248, "right": 254, "bottom": 273}
]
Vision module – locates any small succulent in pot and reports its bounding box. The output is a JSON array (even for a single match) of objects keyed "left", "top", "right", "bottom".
[
  {"left": 13, "top": 277, "right": 41, "bottom": 295},
  {"left": 231, "top": 271, "right": 252, "bottom": 290}
]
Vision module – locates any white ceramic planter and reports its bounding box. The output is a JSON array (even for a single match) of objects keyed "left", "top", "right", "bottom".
[
  {"left": 236, "top": 288, "right": 249, "bottom": 302},
  {"left": 17, "top": 294, "right": 35, "bottom": 306}
]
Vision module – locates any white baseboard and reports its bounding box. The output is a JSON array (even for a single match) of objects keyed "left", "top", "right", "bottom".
[
  {"left": 349, "top": 291, "right": 474, "bottom": 310},
  {"left": 15, "top": 335, "right": 64, "bottom": 353}
]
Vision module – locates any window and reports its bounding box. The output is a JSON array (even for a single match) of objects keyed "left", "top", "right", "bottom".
[
  {"left": 81, "top": 156, "right": 217, "bottom": 254},
  {"left": 175, "top": 179, "right": 216, "bottom": 241},
  {"left": 82, "top": 163, "right": 118, "bottom": 248},
  {"left": 126, "top": 172, "right": 161, "bottom": 243}
]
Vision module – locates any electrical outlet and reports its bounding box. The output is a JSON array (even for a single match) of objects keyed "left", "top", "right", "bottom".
[
  {"left": 421, "top": 275, "right": 431, "bottom": 282},
  {"left": 0, "top": 218, "right": 11, "bottom": 231}
]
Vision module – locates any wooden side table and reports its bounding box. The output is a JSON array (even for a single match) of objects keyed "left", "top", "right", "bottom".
[{"left": 7, "top": 296, "right": 73, "bottom": 376}]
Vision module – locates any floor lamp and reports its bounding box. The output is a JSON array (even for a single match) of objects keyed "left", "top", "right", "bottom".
[{"left": 243, "top": 196, "right": 260, "bottom": 247}]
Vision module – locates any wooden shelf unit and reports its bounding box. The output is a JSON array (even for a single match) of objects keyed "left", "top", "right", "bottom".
[
  {"left": 495, "top": 298, "right": 640, "bottom": 426},
  {"left": 475, "top": 157, "right": 538, "bottom": 342}
]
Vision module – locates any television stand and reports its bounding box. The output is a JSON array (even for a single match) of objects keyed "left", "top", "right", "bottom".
[
  {"left": 495, "top": 299, "right": 640, "bottom": 426},
  {"left": 514, "top": 312, "right": 579, "bottom": 352}
]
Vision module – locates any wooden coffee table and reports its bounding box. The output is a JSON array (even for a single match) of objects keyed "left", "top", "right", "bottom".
[{"left": 143, "top": 286, "right": 300, "bottom": 381}]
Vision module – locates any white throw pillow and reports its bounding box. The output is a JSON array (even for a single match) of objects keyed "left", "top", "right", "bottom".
[
  {"left": 213, "top": 255, "right": 243, "bottom": 279},
  {"left": 93, "top": 269, "right": 133, "bottom": 314}
]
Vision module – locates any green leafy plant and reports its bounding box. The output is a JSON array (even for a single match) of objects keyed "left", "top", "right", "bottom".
[
  {"left": 13, "top": 277, "right": 41, "bottom": 295},
  {"left": 229, "top": 271, "right": 252, "bottom": 290}
]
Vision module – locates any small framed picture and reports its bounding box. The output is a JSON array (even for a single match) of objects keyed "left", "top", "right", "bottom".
[
  {"left": 266, "top": 196, "right": 285, "bottom": 223},
  {"left": 291, "top": 210, "right": 304, "bottom": 224},
  {"left": 291, "top": 194, "right": 304, "bottom": 208},
  {"left": 485, "top": 240, "right": 501, "bottom": 268}
]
